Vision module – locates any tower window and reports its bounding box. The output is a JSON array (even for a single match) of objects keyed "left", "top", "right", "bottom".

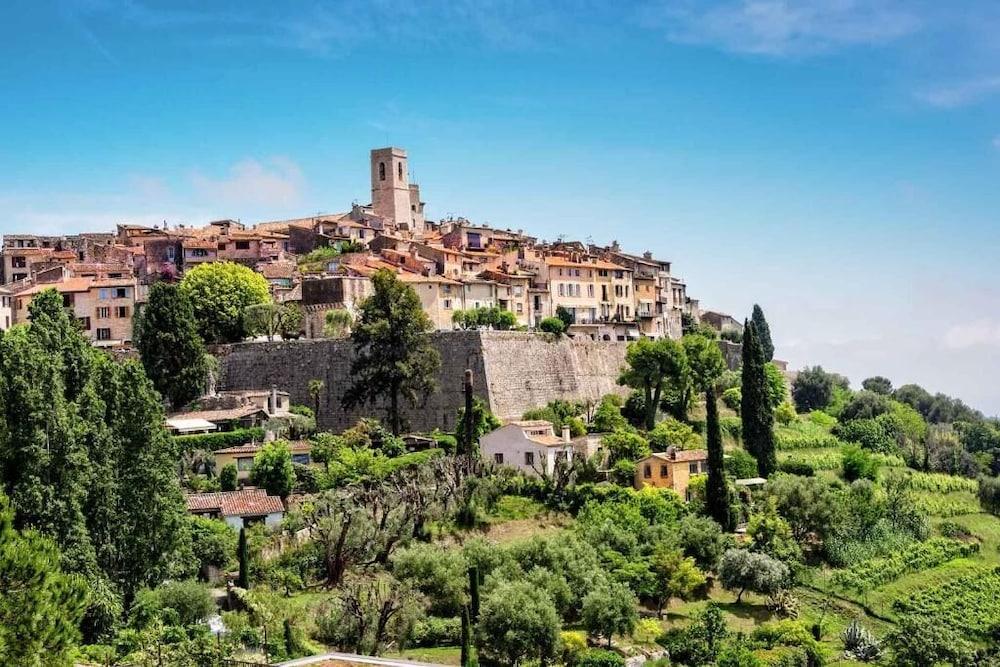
[
  {"left": 379, "top": 162, "right": 386, "bottom": 181},
  {"left": 398, "top": 162, "right": 403, "bottom": 180}
]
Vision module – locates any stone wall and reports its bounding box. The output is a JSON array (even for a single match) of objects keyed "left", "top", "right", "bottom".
[{"left": 215, "top": 331, "right": 629, "bottom": 433}]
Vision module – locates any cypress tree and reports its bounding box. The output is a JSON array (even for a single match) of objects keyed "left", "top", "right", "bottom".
[
  {"left": 741, "top": 321, "right": 776, "bottom": 477},
  {"left": 460, "top": 606, "right": 471, "bottom": 667},
  {"left": 468, "top": 566, "right": 480, "bottom": 622},
  {"left": 237, "top": 527, "right": 249, "bottom": 589},
  {"left": 705, "top": 388, "right": 732, "bottom": 530},
  {"left": 751, "top": 305, "right": 774, "bottom": 362}
]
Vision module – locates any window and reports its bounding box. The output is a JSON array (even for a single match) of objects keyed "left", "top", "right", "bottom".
[
  {"left": 115, "top": 287, "right": 128, "bottom": 299},
  {"left": 524, "top": 452, "right": 535, "bottom": 466},
  {"left": 96, "top": 306, "right": 110, "bottom": 319},
  {"left": 443, "top": 299, "right": 452, "bottom": 309},
  {"left": 558, "top": 284, "right": 565, "bottom": 297},
  {"left": 79, "top": 317, "right": 91, "bottom": 331},
  {"left": 379, "top": 162, "right": 386, "bottom": 180},
  {"left": 218, "top": 242, "right": 226, "bottom": 250},
  {"left": 398, "top": 162, "right": 403, "bottom": 180},
  {"left": 660, "top": 465, "right": 669, "bottom": 477},
  {"left": 643, "top": 465, "right": 651, "bottom": 479},
  {"left": 237, "top": 457, "right": 254, "bottom": 472},
  {"left": 192, "top": 249, "right": 208, "bottom": 257},
  {"left": 516, "top": 302, "right": 523, "bottom": 313},
  {"left": 689, "top": 462, "right": 699, "bottom": 474},
  {"left": 115, "top": 306, "right": 129, "bottom": 318},
  {"left": 12, "top": 273, "right": 26, "bottom": 282},
  {"left": 494, "top": 453, "right": 504, "bottom": 464},
  {"left": 588, "top": 285, "right": 594, "bottom": 298},
  {"left": 235, "top": 241, "right": 250, "bottom": 250},
  {"left": 96, "top": 328, "right": 111, "bottom": 341},
  {"left": 291, "top": 453, "right": 311, "bottom": 465},
  {"left": 12, "top": 256, "right": 26, "bottom": 268}
]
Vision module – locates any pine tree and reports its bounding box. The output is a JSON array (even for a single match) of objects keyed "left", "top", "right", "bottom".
[
  {"left": 741, "top": 322, "right": 776, "bottom": 477},
  {"left": 237, "top": 526, "right": 249, "bottom": 589},
  {"left": 751, "top": 304, "right": 774, "bottom": 362},
  {"left": 705, "top": 388, "right": 732, "bottom": 530},
  {"left": 135, "top": 281, "right": 208, "bottom": 409}
]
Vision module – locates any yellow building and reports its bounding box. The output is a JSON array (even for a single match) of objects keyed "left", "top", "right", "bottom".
[
  {"left": 634, "top": 448, "right": 709, "bottom": 502},
  {"left": 214, "top": 441, "right": 316, "bottom": 482}
]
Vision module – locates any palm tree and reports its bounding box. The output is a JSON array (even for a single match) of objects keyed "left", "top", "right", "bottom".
[{"left": 308, "top": 378, "right": 324, "bottom": 417}]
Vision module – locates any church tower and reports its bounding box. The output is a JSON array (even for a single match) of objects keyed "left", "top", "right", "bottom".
[{"left": 371, "top": 147, "right": 422, "bottom": 234}]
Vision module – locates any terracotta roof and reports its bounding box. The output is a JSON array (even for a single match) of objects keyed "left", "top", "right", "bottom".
[
  {"left": 647, "top": 449, "right": 708, "bottom": 462},
  {"left": 186, "top": 489, "right": 284, "bottom": 517},
  {"left": 527, "top": 434, "right": 570, "bottom": 447},
  {"left": 5, "top": 247, "right": 53, "bottom": 256},
  {"left": 257, "top": 262, "right": 296, "bottom": 279},
  {"left": 15, "top": 277, "right": 93, "bottom": 296},
  {"left": 169, "top": 406, "right": 268, "bottom": 423},
  {"left": 509, "top": 420, "right": 554, "bottom": 428},
  {"left": 183, "top": 239, "right": 217, "bottom": 249},
  {"left": 215, "top": 440, "right": 311, "bottom": 456}
]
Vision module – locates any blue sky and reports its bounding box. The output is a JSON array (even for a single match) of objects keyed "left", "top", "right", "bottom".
[{"left": 2, "top": 1, "right": 999, "bottom": 414}]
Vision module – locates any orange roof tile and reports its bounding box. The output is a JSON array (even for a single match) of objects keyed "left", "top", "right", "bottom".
[{"left": 186, "top": 489, "right": 284, "bottom": 517}]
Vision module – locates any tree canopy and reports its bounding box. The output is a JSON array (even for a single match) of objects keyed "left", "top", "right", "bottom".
[
  {"left": 751, "top": 305, "right": 774, "bottom": 361},
  {"left": 342, "top": 269, "right": 441, "bottom": 435},
  {"left": 135, "top": 280, "right": 208, "bottom": 409},
  {"left": 618, "top": 337, "right": 687, "bottom": 430},
  {"left": 179, "top": 261, "right": 271, "bottom": 343}
]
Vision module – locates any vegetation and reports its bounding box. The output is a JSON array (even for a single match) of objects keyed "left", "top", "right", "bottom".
[
  {"left": 452, "top": 306, "right": 517, "bottom": 330},
  {"left": 134, "top": 281, "right": 209, "bottom": 409},
  {"left": 179, "top": 260, "right": 271, "bottom": 343},
  {"left": 245, "top": 301, "right": 304, "bottom": 340},
  {"left": 741, "top": 322, "right": 776, "bottom": 477},
  {"left": 342, "top": 269, "right": 441, "bottom": 434}
]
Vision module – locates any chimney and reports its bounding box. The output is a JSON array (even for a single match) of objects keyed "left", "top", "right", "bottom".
[
  {"left": 268, "top": 384, "right": 277, "bottom": 415},
  {"left": 643, "top": 251, "right": 653, "bottom": 260},
  {"left": 562, "top": 425, "right": 571, "bottom": 443}
]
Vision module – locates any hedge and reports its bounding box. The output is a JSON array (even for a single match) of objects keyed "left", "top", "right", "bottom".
[{"left": 172, "top": 427, "right": 265, "bottom": 452}]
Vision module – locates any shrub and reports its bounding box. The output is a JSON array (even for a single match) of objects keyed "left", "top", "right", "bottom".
[
  {"left": 979, "top": 475, "right": 1000, "bottom": 516},
  {"left": 722, "top": 387, "right": 742, "bottom": 412},
  {"left": 937, "top": 521, "right": 973, "bottom": 540},
  {"left": 575, "top": 649, "right": 625, "bottom": 667},
  {"left": 154, "top": 580, "right": 214, "bottom": 627},
  {"left": 219, "top": 463, "right": 238, "bottom": 491},
  {"left": 775, "top": 402, "right": 797, "bottom": 426},
  {"left": 632, "top": 618, "right": 662, "bottom": 644},
  {"left": 725, "top": 449, "right": 757, "bottom": 479},
  {"left": 172, "top": 427, "right": 266, "bottom": 452},
  {"left": 840, "top": 391, "right": 892, "bottom": 421},
  {"left": 409, "top": 616, "right": 462, "bottom": 647},
  {"left": 719, "top": 416, "right": 742, "bottom": 443},
  {"left": 807, "top": 410, "right": 838, "bottom": 429},
  {"left": 841, "top": 445, "right": 878, "bottom": 482},
  {"left": 834, "top": 419, "right": 896, "bottom": 454},
  {"left": 777, "top": 460, "right": 814, "bottom": 477},
  {"left": 539, "top": 317, "right": 566, "bottom": 336}
]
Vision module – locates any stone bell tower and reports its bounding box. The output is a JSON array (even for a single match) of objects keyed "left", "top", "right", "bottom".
[{"left": 371, "top": 147, "right": 423, "bottom": 234}]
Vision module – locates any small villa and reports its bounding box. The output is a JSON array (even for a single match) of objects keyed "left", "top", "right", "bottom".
[
  {"left": 479, "top": 420, "right": 577, "bottom": 477},
  {"left": 185, "top": 489, "right": 285, "bottom": 530},
  {"left": 634, "top": 447, "right": 709, "bottom": 501}
]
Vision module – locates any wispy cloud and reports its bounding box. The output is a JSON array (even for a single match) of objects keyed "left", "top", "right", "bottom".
[
  {"left": 637, "top": 0, "right": 921, "bottom": 57},
  {"left": 916, "top": 76, "right": 1000, "bottom": 108},
  {"left": 190, "top": 157, "right": 304, "bottom": 208},
  {"left": 943, "top": 320, "right": 1000, "bottom": 349}
]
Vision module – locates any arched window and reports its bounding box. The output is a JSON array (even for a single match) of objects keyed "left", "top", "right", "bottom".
[
  {"left": 398, "top": 162, "right": 403, "bottom": 180},
  {"left": 379, "top": 162, "right": 386, "bottom": 181}
]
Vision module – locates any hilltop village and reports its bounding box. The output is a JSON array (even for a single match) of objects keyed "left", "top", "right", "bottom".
[
  {"left": 0, "top": 146, "right": 723, "bottom": 346},
  {"left": 3, "top": 148, "right": 1000, "bottom": 667}
]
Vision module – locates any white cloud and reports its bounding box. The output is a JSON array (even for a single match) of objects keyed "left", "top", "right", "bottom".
[
  {"left": 915, "top": 76, "right": 1000, "bottom": 108},
  {"left": 639, "top": 0, "right": 921, "bottom": 57},
  {"left": 943, "top": 320, "right": 1000, "bottom": 350},
  {"left": 190, "top": 157, "right": 304, "bottom": 208}
]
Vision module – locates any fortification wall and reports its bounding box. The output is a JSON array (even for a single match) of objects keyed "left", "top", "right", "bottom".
[{"left": 215, "top": 331, "right": 628, "bottom": 433}]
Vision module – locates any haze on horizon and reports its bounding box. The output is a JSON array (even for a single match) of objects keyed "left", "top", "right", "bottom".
[{"left": 1, "top": 1, "right": 998, "bottom": 415}]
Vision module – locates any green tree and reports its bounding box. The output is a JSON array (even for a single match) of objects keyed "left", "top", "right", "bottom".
[
  {"left": 618, "top": 337, "right": 688, "bottom": 430},
  {"left": 179, "top": 261, "right": 271, "bottom": 343},
  {"left": 308, "top": 378, "right": 325, "bottom": 418},
  {"left": 581, "top": 580, "right": 638, "bottom": 648},
  {"left": 457, "top": 397, "right": 502, "bottom": 444},
  {"left": 791, "top": 366, "right": 836, "bottom": 413},
  {"left": 135, "top": 281, "right": 209, "bottom": 409},
  {"left": 219, "top": 463, "right": 238, "bottom": 491},
  {"left": 343, "top": 269, "right": 441, "bottom": 435},
  {"left": 862, "top": 376, "right": 893, "bottom": 395},
  {"left": 556, "top": 305, "right": 576, "bottom": 328},
  {"left": 751, "top": 305, "right": 774, "bottom": 361},
  {"left": 188, "top": 515, "right": 237, "bottom": 577},
  {"left": 741, "top": 322, "right": 776, "bottom": 477},
  {"left": 250, "top": 441, "right": 295, "bottom": 498},
  {"left": 602, "top": 430, "right": 651, "bottom": 466},
  {"left": 237, "top": 527, "right": 249, "bottom": 589},
  {"left": 841, "top": 444, "right": 878, "bottom": 482},
  {"left": 718, "top": 549, "right": 789, "bottom": 603},
  {"left": 763, "top": 363, "right": 786, "bottom": 410},
  {"left": 884, "top": 614, "right": 975, "bottom": 667},
  {"left": 685, "top": 334, "right": 730, "bottom": 529},
  {"left": 538, "top": 317, "right": 566, "bottom": 336},
  {"left": 649, "top": 544, "right": 705, "bottom": 618},
  {"left": 478, "top": 580, "right": 560, "bottom": 666},
  {"left": 0, "top": 491, "right": 88, "bottom": 665}
]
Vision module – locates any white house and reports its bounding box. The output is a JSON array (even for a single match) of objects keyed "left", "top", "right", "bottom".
[
  {"left": 185, "top": 489, "right": 285, "bottom": 530},
  {"left": 480, "top": 420, "right": 576, "bottom": 476}
]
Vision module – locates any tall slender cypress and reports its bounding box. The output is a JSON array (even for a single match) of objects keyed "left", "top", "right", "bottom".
[
  {"left": 751, "top": 304, "right": 774, "bottom": 362},
  {"left": 741, "top": 322, "right": 776, "bottom": 477},
  {"left": 705, "top": 388, "right": 732, "bottom": 530},
  {"left": 237, "top": 526, "right": 250, "bottom": 589}
]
